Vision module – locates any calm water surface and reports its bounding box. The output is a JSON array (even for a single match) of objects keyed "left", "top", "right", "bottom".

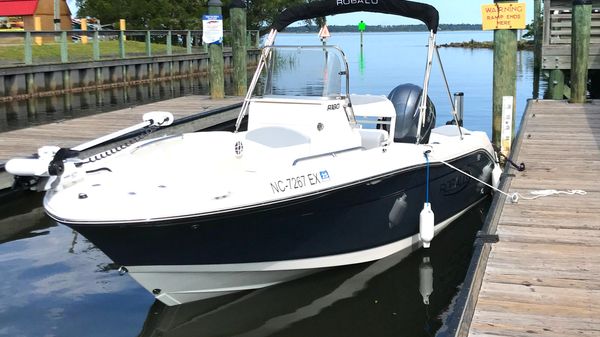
[{"left": 0, "top": 31, "right": 533, "bottom": 336}]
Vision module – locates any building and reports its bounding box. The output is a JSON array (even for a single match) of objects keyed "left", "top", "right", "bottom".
[
  {"left": 0, "top": 0, "right": 71, "bottom": 31},
  {"left": 542, "top": 0, "right": 600, "bottom": 97}
]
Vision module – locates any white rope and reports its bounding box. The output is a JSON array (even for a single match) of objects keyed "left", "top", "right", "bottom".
[
  {"left": 514, "top": 189, "right": 587, "bottom": 201},
  {"left": 427, "top": 151, "right": 586, "bottom": 203}
]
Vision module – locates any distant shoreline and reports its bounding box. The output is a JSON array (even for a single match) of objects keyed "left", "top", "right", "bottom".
[{"left": 438, "top": 40, "right": 534, "bottom": 51}]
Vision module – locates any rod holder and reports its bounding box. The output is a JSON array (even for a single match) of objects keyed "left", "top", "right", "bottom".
[{"left": 454, "top": 92, "right": 464, "bottom": 127}]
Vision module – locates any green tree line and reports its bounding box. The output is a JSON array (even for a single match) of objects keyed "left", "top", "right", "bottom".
[{"left": 75, "top": 0, "right": 310, "bottom": 30}]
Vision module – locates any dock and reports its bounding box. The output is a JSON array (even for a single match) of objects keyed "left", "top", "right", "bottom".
[
  {"left": 450, "top": 100, "right": 600, "bottom": 336},
  {"left": 0, "top": 95, "right": 243, "bottom": 189}
]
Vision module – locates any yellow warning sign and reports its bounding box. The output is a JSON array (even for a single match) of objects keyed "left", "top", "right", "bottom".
[{"left": 481, "top": 2, "right": 526, "bottom": 30}]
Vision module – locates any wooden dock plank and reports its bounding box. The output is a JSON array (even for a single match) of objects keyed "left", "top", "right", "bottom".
[
  {"left": 0, "top": 95, "right": 242, "bottom": 162},
  {"left": 467, "top": 100, "right": 600, "bottom": 337}
]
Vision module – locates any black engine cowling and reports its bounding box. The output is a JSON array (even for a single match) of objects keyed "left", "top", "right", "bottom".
[{"left": 387, "top": 83, "right": 436, "bottom": 144}]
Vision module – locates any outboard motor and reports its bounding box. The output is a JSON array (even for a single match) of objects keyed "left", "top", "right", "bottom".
[{"left": 387, "top": 83, "right": 436, "bottom": 144}]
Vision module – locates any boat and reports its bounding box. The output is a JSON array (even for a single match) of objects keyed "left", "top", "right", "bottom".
[{"left": 5, "top": 0, "right": 502, "bottom": 306}]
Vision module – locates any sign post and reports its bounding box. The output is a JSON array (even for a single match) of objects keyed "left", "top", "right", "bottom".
[
  {"left": 205, "top": 0, "right": 225, "bottom": 99},
  {"left": 230, "top": 0, "right": 247, "bottom": 96},
  {"left": 482, "top": 1, "right": 524, "bottom": 153}
]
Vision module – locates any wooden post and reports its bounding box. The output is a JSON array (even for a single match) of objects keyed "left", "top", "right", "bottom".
[
  {"left": 26, "top": 73, "right": 36, "bottom": 97},
  {"left": 532, "top": 0, "right": 542, "bottom": 99},
  {"left": 145, "top": 31, "right": 152, "bottom": 57},
  {"left": 60, "top": 31, "right": 68, "bottom": 63},
  {"left": 119, "top": 30, "right": 126, "bottom": 58},
  {"left": 53, "top": 0, "right": 60, "bottom": 32},
  {"left": 63, "top": 69, "right": 71, "bottom": 92},
  {"left": 81, "top": 18, "right": 88, "bottom": 44},
  {"left": 186, "top": 30, "right": 193, "bottom": 54},
  {"left": 570, "top": 0, "right": 592, "bottom": 103},
  {"left": 119, "top": 19, "right": 126, "bottom": 40},
  {"left": 34, "top": 16, "right": 42, "bottom": 46},
  {"left": 24, "top": 32, "right": 33, "bottom": 65},
  {"left": 93, "top": 31, "right": 100, "bottom": 60},
  {"left": 492, "top": 0, "right": 517, "bottom": 150},
  {"left": 230, "top": 0, "right": 247, "bottom": 96},
  {"left": 166, "top": 31, "right": 173, "bottom": 55},
  {"left": 549, "top": 69, "right": 565, "bottom": 99},
  {"left": 208, "top": 0, "right": 225, "bottom": 99}
]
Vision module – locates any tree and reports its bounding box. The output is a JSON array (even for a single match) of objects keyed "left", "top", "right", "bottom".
[
  {"left": 245, "top": 0, "right": 325, "bottom": 32},
  {"left": 75, "top": 0, "right": 321, "bottom": 31},
  {"left": 76, "top": 0, "right": 206, "bottom": 29}
]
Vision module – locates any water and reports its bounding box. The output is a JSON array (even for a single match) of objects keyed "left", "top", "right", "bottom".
[
  {"left": 0, "top": 31, "right": 534, "bottom": 336},
  {"left": 1, "top": 76, "right": 231, "bottom": 133},
  {"left": 276, "top": 31, "right": 536, "bottom": 138}
]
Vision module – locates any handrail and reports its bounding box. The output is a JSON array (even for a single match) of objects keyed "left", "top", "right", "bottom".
[{"left": 0, "top": 29, "right": 261, "bottom": 66}]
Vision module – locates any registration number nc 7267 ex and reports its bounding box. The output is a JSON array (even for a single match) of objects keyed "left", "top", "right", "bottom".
[{"left": 270, "top": 171, "right": 330, "bottom": 194}]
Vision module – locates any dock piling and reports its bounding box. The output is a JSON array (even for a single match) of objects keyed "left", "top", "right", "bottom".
[
  {"left": 208, "top": 0, "right": 225, "bottom": 99},
  {"left": 145, "top": 31, "right": 152, "bottom": 57},
  {"left": 93, "top": 31, "right": 100, "bottom": 61},
  {"left": 230, "top": 0, "right": 248, "bottom": 96},
  {"left": 548, "top": 68, "right": 566, "bottom": 99},
  {"left": 492, "top": 0, "right": 517, "bottom": 150},
  {"left": 119, "top": 31, "right": 126, "bottom": 59},
  {"left": 60, "top": 31, "right": 68, "bottom": 63},
  {"left": 533, "top": 0, "right": 542, "bottom": 99},
  {"left": 24, "top": 32, "right": 33, "bottom": 65},
  {"left": 570, "top": 0, "right": 592, "bottom": 103}
]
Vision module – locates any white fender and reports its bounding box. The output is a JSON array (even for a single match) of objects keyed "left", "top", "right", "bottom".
[
  {"left": 5, "top": 145, "right": 60, "bottom": 177},
  {"left": 419, "top": 202, "right": 435, "bottom": 248},
  {"left": 492, "top": 163, "right": 502, "bottom": 189},
  {"left": 5, "top": 158, "right": 51, "bottom": 177}
]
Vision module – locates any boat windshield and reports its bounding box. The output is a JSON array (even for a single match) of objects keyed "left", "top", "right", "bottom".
[{"left": 259, "top": 46, "right": 349, "bottom": 98}]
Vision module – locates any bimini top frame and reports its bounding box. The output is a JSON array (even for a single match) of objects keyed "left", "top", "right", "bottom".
[{"left": 272, "top": 0, "right": 439, "bottom": 33}]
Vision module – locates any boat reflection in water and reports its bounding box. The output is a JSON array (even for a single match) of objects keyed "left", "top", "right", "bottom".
[
  {"left": 0, "top": 193, "right": 50, "bottom": 244},
  {"left": 138, "top": 199, "right": 488, "bottom": 337}
]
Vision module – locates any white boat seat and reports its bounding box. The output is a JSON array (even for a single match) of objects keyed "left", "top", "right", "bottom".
[
  {"left": 358, "top": 129, "right": 388, "bottom": 149},
  {"left": 245, "top": 126, "right": 311, "bottom": 148}
]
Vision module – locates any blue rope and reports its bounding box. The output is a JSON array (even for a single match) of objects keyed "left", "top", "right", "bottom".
[{"left": 424, "top": 151, "right": 430, "bottom": 204}]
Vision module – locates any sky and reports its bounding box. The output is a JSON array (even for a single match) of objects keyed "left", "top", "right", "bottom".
[{"left": 323, "top": 0, "right": 534, "bottom": 26}]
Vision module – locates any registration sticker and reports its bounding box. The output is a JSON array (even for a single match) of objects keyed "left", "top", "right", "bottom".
[{"left": 270, "top": 170, "right": 331, "bottom": 194}]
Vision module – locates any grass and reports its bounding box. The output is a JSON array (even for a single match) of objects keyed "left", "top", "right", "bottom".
[{"left": 0, "top": 39, "right": 200, "bottom": 65}]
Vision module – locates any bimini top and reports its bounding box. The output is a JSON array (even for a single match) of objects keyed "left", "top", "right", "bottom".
[{"left": 272, "top": 0, "right": 439, "bottom": 33}]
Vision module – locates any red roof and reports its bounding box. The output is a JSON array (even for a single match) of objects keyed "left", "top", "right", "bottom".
[{"left": 0, "top": 0, "right": 39, "bottom": 16}]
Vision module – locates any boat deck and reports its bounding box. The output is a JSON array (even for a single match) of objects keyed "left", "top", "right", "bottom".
[
  {"left": 0, "top": 95, "right": 242, "bottom": 163},
  {"left": 0, "top": 95, "right": 242, "bottom": 190},
  {"left": 462, "top": 100, "right": 600, "bottom": 336}
]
